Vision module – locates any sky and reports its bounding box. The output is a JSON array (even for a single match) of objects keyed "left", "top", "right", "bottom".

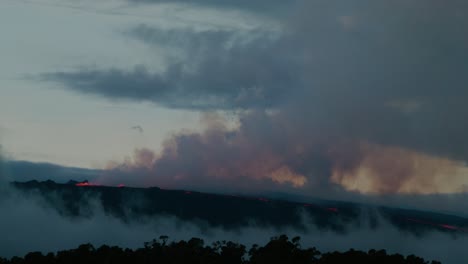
[
  {"left": 1, "top": 0, "right": 468, "bottom": 214},
  {"left": 0, "top": 0, "right": 254, "bottom": 167}
]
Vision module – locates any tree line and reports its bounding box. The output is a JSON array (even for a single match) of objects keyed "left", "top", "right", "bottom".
[{"left": 0, "top": 235, "right": 442, "bottom": 264}]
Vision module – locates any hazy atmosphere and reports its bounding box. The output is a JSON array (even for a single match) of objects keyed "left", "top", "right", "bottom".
[{"left": 1, "top": 1, "right": 467, "bottom": 263}]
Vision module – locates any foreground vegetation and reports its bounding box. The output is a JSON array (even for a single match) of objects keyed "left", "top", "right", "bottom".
[{"left": 0, "top": 235, "right": 441, "bottom": 264}]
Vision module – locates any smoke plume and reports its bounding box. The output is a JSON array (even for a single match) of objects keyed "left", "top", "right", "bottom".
[{"left": 41, "top": 0, "right": 468, "bottom": 211}]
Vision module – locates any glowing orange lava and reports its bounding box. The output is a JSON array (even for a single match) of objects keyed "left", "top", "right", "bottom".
[
  {"left": 75, "top": 182, "right": 99, "bottom": 187},
  {"left": 405, "top": 218, "right": 464, "bottom": 232},
  {"left": 439, "top": 224, "right": 458, "bottom": 230}
]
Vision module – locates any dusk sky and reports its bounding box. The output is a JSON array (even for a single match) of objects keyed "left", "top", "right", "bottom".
[
  {"left": 1, "top": 0, "right": 468, "bottom": 214},
  {"left": 1, "top": 0, "right": 225, "bottom": 167},
  {"left": 2, "top": 2, "right": 468, "bottom": 263}
]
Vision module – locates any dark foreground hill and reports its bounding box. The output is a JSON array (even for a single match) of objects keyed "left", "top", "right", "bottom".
[
  {"left": 11, "top": 180, "right": 468, "bottom": 236},
  {"left": 0, "top": 235, "right": 442, "bottom": 264}
]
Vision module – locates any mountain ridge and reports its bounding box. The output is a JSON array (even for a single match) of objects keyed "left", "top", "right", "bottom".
[{"left": 10, "top": 180, "right": 468, "bottom": 235}]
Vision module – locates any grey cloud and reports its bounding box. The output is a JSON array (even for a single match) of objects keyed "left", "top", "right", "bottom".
[
  {"left": 41, "top": 1, "right": 468, "bottom": 210},
  {"left": 43, "top": 27, "right": 295, "bottom": 110},
  {"left": 44, "top": 1, "right": 468, "bottom": 115}
]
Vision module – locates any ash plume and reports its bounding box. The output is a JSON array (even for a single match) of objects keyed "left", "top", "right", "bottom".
[
  {"left": 42, "top": 1, "right": 468, "bottom": 211},
  {"left": 101, "top": 112, "right": 468, "bottom": 199}
]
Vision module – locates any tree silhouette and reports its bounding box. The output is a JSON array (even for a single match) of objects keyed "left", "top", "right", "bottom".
[
  {"left": 0, "top": 235, "right": 443, "bottom": 264},
  {"left": 249, "top": 235, "right": 320, "bottom": 264}
]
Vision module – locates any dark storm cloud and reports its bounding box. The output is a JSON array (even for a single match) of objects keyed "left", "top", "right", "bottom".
[
  {"left": 43, "top": 27, "right": 294, "bottom": 110},
  {"left": 42, "top": 0, "right": 468, "bottom": 204}
]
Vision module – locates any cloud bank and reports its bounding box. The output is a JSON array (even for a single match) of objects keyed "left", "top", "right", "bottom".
[{"left": 0, "top": 184, "right": 466, "bottom": 264}]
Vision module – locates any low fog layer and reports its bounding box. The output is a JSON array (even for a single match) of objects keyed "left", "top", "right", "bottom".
[
  {"left": 0, "top": 179, "right": 466, "bottom": 263},
  {"left": 1, "top": 153, "right": 467, "bottom": 263}
]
